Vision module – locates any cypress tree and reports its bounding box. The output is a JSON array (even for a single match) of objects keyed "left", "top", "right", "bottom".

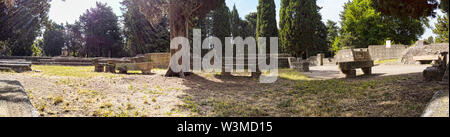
[
  {"left": 231, "top": 5, "right": 242, "bottom": 37},
  {"left": 256, "top": 0, "right": 278, "bottom": 53},
  {"left": 212, "top": 2, "right": 231, "bottom": 45},
  {"left": 279, "top": 0, "right": 321, "bottom": 57}
]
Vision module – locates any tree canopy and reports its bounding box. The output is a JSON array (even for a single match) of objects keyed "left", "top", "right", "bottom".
[
  {"left": 0, "top": 0, "right": 51, "bottom": 56},
  {"left": 336, "top": 0, "right": 426, "bottom": 51},
  {"left": 122, "top": 0, "right": 170, "bottom": 56},
  {"left": 279, "top": 0, "right": 325, "bottom": 57},
  {"left": 79, "top": 2, "right": 123, "bottom": 57}
]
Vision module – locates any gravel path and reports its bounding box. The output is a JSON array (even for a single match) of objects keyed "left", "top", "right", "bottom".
[{"left": 302, "top": 64, "right": 430, "bottom": 79}]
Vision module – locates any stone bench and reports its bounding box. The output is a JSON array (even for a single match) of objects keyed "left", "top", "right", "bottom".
[{"left": 413, "top": 55, "right": 439, "bottom": 64}]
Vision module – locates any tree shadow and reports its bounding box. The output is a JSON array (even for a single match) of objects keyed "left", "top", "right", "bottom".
[{"left": 177, "top": 70, "right": 448, "bottom": 117}]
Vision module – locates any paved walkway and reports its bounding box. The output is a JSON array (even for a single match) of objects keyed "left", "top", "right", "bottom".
[{"left": 302, "top": 64, "right": 430, "bottom": 79}]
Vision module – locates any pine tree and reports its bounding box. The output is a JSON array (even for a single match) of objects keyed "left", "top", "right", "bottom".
[{"left": 256, "top": 0, "right": 278, "bottom": 53}]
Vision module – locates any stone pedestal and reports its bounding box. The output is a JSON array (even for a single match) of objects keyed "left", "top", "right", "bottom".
[
  {"left": 292, "top": 61, "right": 310, "bottom": 72},
  {"left": 317, "top": 53, "right": 324, "bottom": 66}
]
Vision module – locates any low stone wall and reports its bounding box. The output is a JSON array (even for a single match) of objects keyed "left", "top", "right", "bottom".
[
  {"left": 368, "top": 45, "right": 407, "bottom": 60},
  {"left": 144, "top": 53, "right": 171, "bottom": 69}
]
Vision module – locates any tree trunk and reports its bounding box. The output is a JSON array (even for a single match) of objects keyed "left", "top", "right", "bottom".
[{"left": 165, "top": 3, "right": 188, "bottom": 77}]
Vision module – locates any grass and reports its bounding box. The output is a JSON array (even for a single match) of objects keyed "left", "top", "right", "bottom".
[
  {"left": 278, "top": 69, "right": 313, "bottom": 81},
  {"left": 374, "top": 59, "right": 399, "bottom": 64},
  {"left": 32, "top": 65, "right": 121, "bottom": 78},
  {"left": 182, "top": 69, "right": 447, "bottom": 117},
  {"left": 5, "top": 65, "right": 445, "bottom": 117}
]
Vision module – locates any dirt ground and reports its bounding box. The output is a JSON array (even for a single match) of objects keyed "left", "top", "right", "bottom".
[{"left": 0, "top": 64, "right": 448, "bottom": 117}]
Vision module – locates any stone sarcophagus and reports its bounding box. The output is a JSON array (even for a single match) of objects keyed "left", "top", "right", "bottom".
[{"left": 336, "top": 48, "right": 374, "bottom": 78}]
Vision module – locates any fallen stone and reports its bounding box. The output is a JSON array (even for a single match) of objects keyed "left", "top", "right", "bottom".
[
  {"left": 0, "top": 80, "right": 39, "bottom": 117},
  {"left": 423, "top": 67, "right": 445, "bottom": 81}
]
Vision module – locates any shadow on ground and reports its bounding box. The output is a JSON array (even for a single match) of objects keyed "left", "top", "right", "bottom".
[{"left": 178, "top": 71, "right": 449, "bottom": 117}]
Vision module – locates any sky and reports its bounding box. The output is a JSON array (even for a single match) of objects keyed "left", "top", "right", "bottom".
[{"left": 49, "top": 0, "right": 443, "bottom": 39}]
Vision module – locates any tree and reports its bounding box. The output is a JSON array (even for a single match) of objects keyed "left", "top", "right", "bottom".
[
  {"left": 65, "top": 22, "right": 85, "bottom": 57},
  {"left": 441, "top": 0, "right": 449, "bottom": 13},
  {"left": 212, "top": 2, "right": 231, "bottom": 45},
  {"left": 243, "top": 12, "right": 258, "bottom": 38},
  {"left": 230, "top": 5, "right": 243, "bottom": 37},
  {"left": 134, "top": 0, "right": 224, "bottom": 77},
  {"left": 339, "top": 0, "right": 425, "bottom": 48},
  {"left": 311, "top": 6, "right": 328, "bottom": 57},
  {"left": 0, "top": 0, "right": 51, "bottom": 56},
  {"left": 434, "top": 14, "right": 449, "bottom": 43},
  {"left": 122, "top": 0, "right": 169, "bottom": 56},
  {"left": 425, "top": 36, "right": 434, "bottom": 44},
  {"left": 79, "top": 2, "right": 123, "bottom": 57},
  {"left": 279, "top": 0, "right": 322, "bottom": 57},
  {"left": 326, "top": 20, "right": 339, "bottom": 54},
  {"left": 32, "top": 39, "right": 44, "bottom": 56},
  {"left": 43, "top": 23, "right": 65, "bottom": 56},
  {"left": 372, "top": 0, "right": 440, "bottom": 19},
  {"left": 257, "top": 0, "right": 278, "bottom": 54}
]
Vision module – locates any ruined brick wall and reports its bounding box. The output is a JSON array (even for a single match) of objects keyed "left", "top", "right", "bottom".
[{"left": 368, "top": 45, "right": 407, "bottom": 60}]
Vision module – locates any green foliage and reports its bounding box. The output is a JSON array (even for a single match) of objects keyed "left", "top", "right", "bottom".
[
  {"left": 243, "top": 12, "right": 258, "bottom": 38},
  {"left": 433, "top": 14, "right": 449, "bottom": 43},
  {"left": 211, "top": 2, "right": 231, "bottom": 44},
  {"left": 0, "top": 40, "right": 10, "bottom": 56},
  {"left": 279, "top": 0, "right": 324, "bottom": 57},
  {"left": 441, "top": 0, "right": 449, "bottom": 13},
  {"left": 425, "top": 36, "right": 434, "bottom": 44},
  {"left": 43, "top": 23, "right": 65, "bottom": 56},
  {"left": 0, "top": 0, "right": 51, "bottom": 56},
  {"left": 65, "top": 22, "right": 84, "bottom": 57},
  {"left": 257, "top": 0, "right": 278, "bottom": 53},
  {"left": 339, "top": 0, "right": 426, "bottom": 49},
  {"left": 79, "top": 2, "right": 123, "bottom": 57},
  {"left": 32, "top": 39, "right": 44, "bottom": 56},
  {"left": 122, "top": 0, "right": 169, "bottom": 56},
  {"left": 230, "top": 5, "right": 243, "bottom": 37},
  {"left": 326, "top": 20, "right": 339, "bottom": 55},
  {"left": 372, "top": 0, "right": 440, "bottom": 19}
]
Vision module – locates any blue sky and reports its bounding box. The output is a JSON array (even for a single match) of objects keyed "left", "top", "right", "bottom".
[{"left": 49, "top": 0, "right": 443, "bottom": 39}]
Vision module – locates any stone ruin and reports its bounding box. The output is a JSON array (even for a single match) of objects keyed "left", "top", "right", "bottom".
[
  {"left": 0, "top": 59, "right": 32, "bottom": 73},
  {"left": 423, "top": 51, "right": 449, "bottom": 81},
  {"left": 336, "top": 48, "right": 374, "bottom": 78},
  {"left": 289, "top": 57, "right": 310, "bottom": 72},
  {"left": 93, "top": 54, "right": 155, "bottom": 75},
  {"left": 401, "top": 41, "right": 449, "bottom": 64}
]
